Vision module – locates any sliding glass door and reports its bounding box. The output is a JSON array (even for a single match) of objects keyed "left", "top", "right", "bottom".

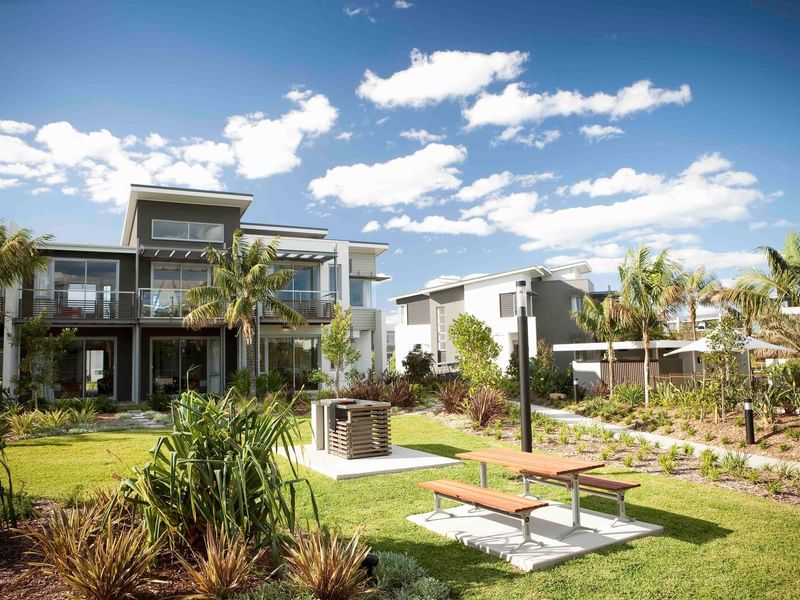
[
  {"left": 54, "top": 338, "right": 115, "bottom": 399},
  {"left": 259, "top": 335, "right": 320, "bottom": 390},
  {"left": 151, "top": 337, "right": 221, "bottom": 395}
]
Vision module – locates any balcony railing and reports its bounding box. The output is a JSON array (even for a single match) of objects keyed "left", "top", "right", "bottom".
[
  {"left": 263, "top": 290, "right": 336, "bottom": 321},
  {"left": 18, "top": 289, "right": 137, "bottom": 320},
  {"left": 139, "top": 288, "right": 198, "bottom": 319}
]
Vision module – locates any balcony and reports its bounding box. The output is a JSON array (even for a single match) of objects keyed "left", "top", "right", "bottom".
[
  {"left": 18, "top": 289, "right": 136, "bottom": 321},
  {"left": 262, "top": 290, "right": 336, "bottom": 322},
  {"left": 139, "top": 288, "right": 198, "bottom": 319}
]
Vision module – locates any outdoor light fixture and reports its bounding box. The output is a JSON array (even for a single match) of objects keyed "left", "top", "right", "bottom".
[{"left": 516, "top": 280, "right": 532, "bottom": 453}]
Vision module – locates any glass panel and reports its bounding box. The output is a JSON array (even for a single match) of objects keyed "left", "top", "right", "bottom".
[
  {"left": 54, "top": 341, "right": 83, "bottom": 399},
  {"left": 151, "top": 264, "right": 182, "bottom": 317},
  {"left": 153, "top": 220, "right": 188, "bottom": 240},
  {"left": 152, "top": 264, "right": 181, "bottom": 290},
  {"left": 294, "top": 337, "right": 319, "bottom": 391},
  {"left": 268, "top": 338, "right": 293, "bottom": 389},
  {"left": 84, "top": 340, "right": 114, "bottom": 398},
  {"left": 152, "top": 339, "right": 180, "bottom": 394},
  {"left": 207, "top": 338, "right": 221, "bottom": 394},
  {"left": 182, "top": 339, "right": 208, "bottom": 393},
  {"left": 53, "top": 260, "right": 85, "bottom": 290},
  {"left": 189, "top": 222, "right": 223, "bottom": 242},
  {"left": 86, "top": 261, "right": 116, "bottom": 289},
  {"left": 181, "top": 264, "right": 210, "bottom": 289},
  {"left": 349, "top": 279, "right": 363, "bottom": 307}
]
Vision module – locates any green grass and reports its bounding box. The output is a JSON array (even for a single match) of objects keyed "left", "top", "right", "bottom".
[{"left": 6, "top": 417, "right": 800, "bottom": 599}]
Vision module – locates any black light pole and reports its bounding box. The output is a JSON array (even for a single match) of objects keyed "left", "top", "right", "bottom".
[
  {"left": 744, "top": 399, "right": 755, "bottom": 445},
  {"left": 517, "top": 280, "right": 532, "bottom": 453}
]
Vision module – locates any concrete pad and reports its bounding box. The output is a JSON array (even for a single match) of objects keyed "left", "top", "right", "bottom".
[
  {"left": 284, "top": 444, "right": 460, "bottom": 481},
  {"left": 409, "top": 502, "right": 662, "bottom": 571}
]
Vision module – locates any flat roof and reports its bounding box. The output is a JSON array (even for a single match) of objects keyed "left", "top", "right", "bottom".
[
  {"left": 553, "top": 340, "right": 691, "bottom": 352},
  {"left": 43, "top": 242, "right": 137, "bottom": 254},
  {"left": 240, "top": 222, "right": 329, "bottom": 239},
  {"left": 121, "top": 184, "right": 253, "bottom": 246},
  {"left": 391, "top": 261, "right": 591, "bottom": 302}
]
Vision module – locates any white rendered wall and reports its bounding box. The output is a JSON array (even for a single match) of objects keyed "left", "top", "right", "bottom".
[{"left": 394, "top": 323, "right": 431, "bottom": 372}]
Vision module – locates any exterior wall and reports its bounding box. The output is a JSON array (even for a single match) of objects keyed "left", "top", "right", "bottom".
[
  {"left": 394, "top": 323, "right": 432, "bottom": 367},
  {"left": 531, "top": 278, "right": 593, "bottom": 368},
  {"left": 135, "top": 200, "right": 241, "bottom": 248},
  {"left": 429, "top": 287, "right": 464, "bottom": 364},
  {"left": 349, "top": 251, "right": 376, "bottom": 277}
]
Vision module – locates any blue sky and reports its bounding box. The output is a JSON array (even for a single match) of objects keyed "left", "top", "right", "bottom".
[{"left": 1, "top": 0, "right": 798, "bottom": 320}]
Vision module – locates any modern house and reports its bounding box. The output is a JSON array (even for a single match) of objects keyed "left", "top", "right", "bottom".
[
  {"left": 0, "top": 184, "right": 388, "bottom": 403},
  {"left": 391, "top": 262, "right": 596, "bottom": 372}
]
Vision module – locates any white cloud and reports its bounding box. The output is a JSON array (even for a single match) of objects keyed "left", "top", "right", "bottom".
[
  {"left": 433, "top": 153, "right": 765, "bottom": 251},
  {"left": 455, "top": 171, "right": 513, "bottom": 201},
  {"left": 30, "top": 187, "right": 51, "bottom": 195},
  {"left": 399, "top": 129, "right": 445, "bottom": 145},
  {"left": 580, "top": 124, "right": 624, "bottom": 142},
  {"left": 494, "top": 127, "right": 560, "bottom": 148},
  {"left": 224, "top": 89, "right": 337, "bottom": 179},
  {"left": 361, "top": 220, "right": 381, "bottom": 233},
  {"left": 434, "top": 248, "right": 449, "bottom": 254},
  {"left": 394, "top": 0, "right": 412, "bottom": 8},
  {"left": 516, "top": 172, "right": 557, "bottom": 186},
  {"left": 464, "top": 79, "right": 691, "bottom": 129},
  {"left": 385, "top": 214, "right": 493, "bottom": 236},
  {"left": 179, "top": 140, "right": 235, "bottom": 166},
  {"left": 424, "top": 273, "right": 487, "bottom": 288},
  {"left": 0, "top": 134, "right": 49, "bottom": 164},
  {"left": 44, "top": 172, "right": 67, "bottom": 185},
  {"left": 568, "top": 167, "right": 664, "bottom": 197},
  {"left": 336, "top": 131, "right": 354, "bottom": 141},
  {"left": 750, "top": 221, "right": 768, "bottom": 230},
  {"left": 774, "top": 218, "right": 797, "bottom": 228},
  {"left": 61, "top": 186, "right": 78, "bottom": 195},
  {"left": 357, "top": 48, "right": 528, "bottom": 108},
  {"left": 144, "top": 133, "right": 168, "bottom": 149},
  {"left": 0, "top": 120, "right": 35, "bottom": 135},
  {"left": 393, "top": 248, "right": 404, "bottom": 255},
  {"left": 0, "top": 177, "right": 20, "bottom": 189},
  {"left": 308, "top": 143, "right": 466, "bottom": 208}
]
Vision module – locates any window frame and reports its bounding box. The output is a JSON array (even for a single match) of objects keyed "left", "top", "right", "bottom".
[{"left": 151, "top": 219, "right": 224, "bottom": 243}]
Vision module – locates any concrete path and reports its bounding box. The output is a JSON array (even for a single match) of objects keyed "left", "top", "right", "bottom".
[
  {"left": 531, "top": 403, "right": 800, "bottom": 471},
  {"left": 126, "top": 410, "right": 164, "bottom": 430}
]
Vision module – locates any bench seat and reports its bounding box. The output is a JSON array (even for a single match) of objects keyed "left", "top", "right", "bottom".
[{"left": 418, "top": 479, "right": 548, "bottom": 549}]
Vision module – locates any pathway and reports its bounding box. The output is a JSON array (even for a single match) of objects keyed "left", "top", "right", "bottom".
[
  {"left": 531, "top": 403, "right": 800, "bottom": 471},
  {"left": 126, "top": 410, "right": 164, "bottom": 430}
]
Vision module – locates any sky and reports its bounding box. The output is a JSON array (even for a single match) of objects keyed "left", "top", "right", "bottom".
[{"left": 1, "top": 0, "right": 798, "bottom": 323}]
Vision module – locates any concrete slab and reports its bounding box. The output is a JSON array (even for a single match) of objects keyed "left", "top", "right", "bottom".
[
  {"left": 409, "top": 502, "right": 662, "bottom": 571},
  {"left": 284, "top": 444, "right": 461, "bottom": 481}
]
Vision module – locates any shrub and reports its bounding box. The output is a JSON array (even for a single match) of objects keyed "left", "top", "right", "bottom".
[
  {"left": 384, "top": 379, "right": 418, "bottom": 409},
  {"left": 466, "top": 387, "right": 506, "bottom": 428},
  {"left": 5, "top": 411, "right": 39, "bottom": 437},
  {"left": 375, "top": 551, "right": 427, "bottom": 594},
  {"left": 623, "top": 455, "right": 634, "bottom": 467},
  {"left": 233, "top": 584, "right": 314, "bottom": 600},
  {"left": 448, "top": 314, "right": 502, "bottom": 390},
  {"left": 92, "top": 395, "right": 115, "bottom": 413},
  {"left": 230, "top": 368, "right": 251, "bottom": 397},
  {"left": 70, "top": 405, "right": 98, "bottom": 426},
  {"left": 37, "top": 408, "right": 72, "bottom": 429},
  {"left": 720, "top": 450, "right": 750, "bottom": 476},
  {"left": 592, "top": 380, "right": 610, "bottom": 399},
  {"left": 402, "top": 351, "right": 435, "bottom": 385},
  {"left": 119, "top": 390, "right": 315, "bottom": 551},
  {"left": 658, "top": 453, "right": 675, "bottom": 474},
  {"left": 147, "top": 392, "right": 173, "bottom": 412},
  {"left": 436, "top": 380, "right": 468, "bottom": 414},
  {"left": 23, "top": 504, "right": 162, "bottom": 600},
  {"left": 177, "top": 525, "right": 266, "bottom": 600},
  {"left": 343, "top": 377, "right": 386, "bottom": 402},
  {"left": 612, "top": 384, "right": 645, "bottom": 407},
  {"left": 283, "top": 527, "right": 370, "bottom": 600},
  {"left": 530, "top": 340, "right": 572, "bottom": 396},
  {"left": 396, "top": 577, "right": 450, "bottom": 600}
]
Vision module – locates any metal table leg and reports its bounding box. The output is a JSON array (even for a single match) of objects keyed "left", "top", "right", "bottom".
[
  {"left": 558, "top": 472, "right": 597, "bottom": 540},
  {"left": 479, "top": 462, "right": 488, "bottom": 488}
]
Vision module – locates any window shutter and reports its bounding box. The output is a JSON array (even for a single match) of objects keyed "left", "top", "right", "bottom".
[{"left": 499, "top": 292, "right": 515, "bottom": 318}]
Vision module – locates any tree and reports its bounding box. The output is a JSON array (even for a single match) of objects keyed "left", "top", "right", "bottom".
[
  {"left": 448, "top": 313, "right": 501, "bottom": 390},
  {"left": 184, "top": 232, "right": 305, "bottom": 394},
  {"left": 680, "top": 266, "right": 720, "bottom": 340},
  {"left": 10, "top": 314, "right": 76, "bottom": 409},
  {"left": 618, "top": 246, "right": 684, "bottom": 407},
  {"left": 0, "top": 224, "right": 51, "bottom": 291},
  {"left": 704, "top": 316, "right": 746, "bottom": 421},
  {"left": 320, "top": 303, "right": 360, "bottom": 397},
  {"left": 571, "top": 294, "right": 628, "bottom": 395}
]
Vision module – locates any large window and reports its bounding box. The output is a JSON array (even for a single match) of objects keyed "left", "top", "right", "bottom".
[
  {"left": 35, "top": 258, "right": 118, "bottom": 318},
  {"left": 54, "top": 339, "right": 115, "bottom": 400},
  {"left": 143, "top": 263, "right": 211, "bottom": 318},
  {"left": 259, "top": 335, "right": 320, "bottom": 390},
  {"left": 349, "top": 279, "right": 372, "bottom": 307},
  {"left": 151, "top": 337, "right": 221, "bottom": 395},
  {"left": 152, "top": 219, "right": 224, "bottom": 243},
  {"left": 436, "top": 306, "right": 447, "bottom": 363}
]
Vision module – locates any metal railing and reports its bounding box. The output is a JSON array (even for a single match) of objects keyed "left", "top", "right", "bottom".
[
  {"left": 139, "top": 288, "right": 199, "bottom": 319},
  {"left": 18, "top": 289, "right": 137, "bottom": 320},
  {"left": 262, "top": 290, "right": 336, "bottom": 321}
]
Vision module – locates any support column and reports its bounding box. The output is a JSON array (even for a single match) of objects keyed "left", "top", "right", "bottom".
[
  {"left": 131, "top": 324, "right": 141, "bottom": 404},
  {"left": 2, "top": 284, "right": 19, "bottom": 395}
]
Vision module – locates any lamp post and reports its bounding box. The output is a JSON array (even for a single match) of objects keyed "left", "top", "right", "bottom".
[{"left": 517, "top": 280, "right": 532, "bottom": 453}]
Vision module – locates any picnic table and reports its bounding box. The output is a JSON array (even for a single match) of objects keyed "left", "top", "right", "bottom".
[{"left": 456, "top": 447, "right": 605, "bottom": 539}]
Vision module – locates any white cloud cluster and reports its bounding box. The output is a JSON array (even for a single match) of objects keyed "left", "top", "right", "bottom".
[
  {"left": 394, "top": 0, "right": 412, "bottom": 8},
  {"left": 424, "top": 272, "right": 488, "bottom": 288},
  {"left": 0, "top": 89, "right": 337, "bottom": 206},
  {"left": 386, "top": 214, "right": 493, "bottom": 236},
  {"left": 361, "top": 220, "right": 381, "bottom": 233},
  {"left": 495, "top": 127, "right": 561, "bottom": 148},
  {"left": 568, "top": 167, "right": 664, "bottom": 197},
  {"left": 455, "top": 170, "right": 557, "bottom": 202},
  {"left": 308, "top": 143, "right": 467, "bottom": 208},
  {"left": 463, "top": 79, "right": 691, "bottom": 129},
  {"left": 399, "top": 129, "right": 445, "bottom": 145},
  {"left": 580, "top": 124, "right": 624, "bottom": 142},
  {"left": 357, "top": 49, "right": 528, "bottom": 108}
]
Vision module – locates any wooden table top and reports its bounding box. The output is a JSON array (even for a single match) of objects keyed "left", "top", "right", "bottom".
[{"left": 456, "top": 447, "right": 605, "bottom": 477}]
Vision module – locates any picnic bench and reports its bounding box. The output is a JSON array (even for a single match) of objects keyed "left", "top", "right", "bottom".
[{"left": 418, "top": 479, "right": 548, "bottom": 550}]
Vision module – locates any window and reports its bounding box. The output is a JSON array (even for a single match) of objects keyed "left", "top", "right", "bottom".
[
  {"left": 151, "top": 337, "right": 221, "bottom": 395},
  {"left": 328, "top": 264, "right": 341, "bottom": 297},
  {"left": 152, "top": 219, "right": 224, "bottom": 243},
  {"left": 349, "top": 279, "right": 372, "bottom": 307},
  {"left": 35, "top": 258, "right": 118, "bottom": 318},
  {"left": 570, "top": 295, "right": 584, "bottom": 312},
  {"left": 436, "top": 306, "right": 447, "bottom": 364},
  {"left": 499, "top": 292, "right": 515, "bottom": 318},
  {"left": 55, "top": 338, "right": 115, "bottom": 400},
  {"left": 259, "top": 336, "right": 320, "bottom": 390},
  {"left": 399, "top": 305, "right": 407, "bottom": 326}
]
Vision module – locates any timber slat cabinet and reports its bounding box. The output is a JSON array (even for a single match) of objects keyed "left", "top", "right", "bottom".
[{"left": 327, "top": 400, "right": 391, "bottom": 459}]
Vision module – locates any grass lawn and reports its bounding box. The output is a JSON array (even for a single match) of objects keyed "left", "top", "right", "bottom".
[{"left": 6, "top": 416, "right": 800, "bottom": 599}]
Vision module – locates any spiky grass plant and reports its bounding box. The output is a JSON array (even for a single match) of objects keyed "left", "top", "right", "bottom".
[
  {"left": 177, "top": 525, "right": 266, "bottom": 600},
  {"left": 23, "top": 504, "right": 162, "bottom": 600},
  {"left": 283, "top": 527, "right": 370, "bottom": 600},
  {"left": 436, "top": 379, "right": 468, "bottom": 414},
  {"left": 37, "top": 408, "right": 72, "bottom": 429},
  {"left": 5, "top": 411, "right": 39, "bottom": 437},
  {"left": 466, "top": 387, "right": 506, "bottom": 428}
]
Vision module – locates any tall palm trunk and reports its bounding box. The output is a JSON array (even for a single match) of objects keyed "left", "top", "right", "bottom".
[
  {"left": 607, "top": 341, "right": 616, "bottom": 395},
  {"left": 642, "top": 321, "right": 651, "bottom": 407},
  {"left": 689, "top": 301, "right": 697, "bottom": 341}
]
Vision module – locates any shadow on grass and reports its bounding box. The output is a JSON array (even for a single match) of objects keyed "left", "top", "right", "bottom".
[{"left": 401, "top": 444, "right": 470, "bottom": 459}]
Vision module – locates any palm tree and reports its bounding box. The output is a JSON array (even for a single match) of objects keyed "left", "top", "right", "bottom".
[
  {"left": 680, "top": 266, "right": 720, "bottom": 340},
  {"left": 618, "top": 246, "right": 684, "bottom": 406},
  {"left": 184, "top": 231, "right": 306, "bottom": 394},
  {"left": 571, "top": 294, "right": 629, "bottom": 395},
  {"left": 0, "top": 224, "right": 51, "bottom": 289},
  {"left": 740, "top": 232, "right": 800, "bottom": 306}
]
